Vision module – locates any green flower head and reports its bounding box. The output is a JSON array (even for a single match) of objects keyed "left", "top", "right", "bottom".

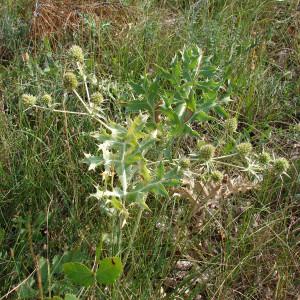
[
  {"left": 273, "top": 158, "right": 289, "bottom": 174},
  {"left": 41, "top": 94, "right": 52, "bottom": 106},
  {"left": 258, "top": 152, "right": 271, "bottom": 165},
  {"left": 198, "top": 144, "right": 215, "bottom": 161},
  {"left": 69, "top": 45, "right": 84, "bottom": 63},
  {"left": 63, "top": 72, "right": 78, "bottom": 91},
  {"left": 21, "top": 94, "right": 36, "bottom": 107},
  {"left": 179, "top": 158, "right": 191, "bottom": 168},
  {"left": 91, "top": 92, "right": 104, "bottom": 104},
  {"left": 225, "top": 118, "right": 238, "bottom": 133},
  {"left": 210, "top": 170, "right": 223, "bottom": 183},
  {"left": 236, "top": 142, "right": 252, "bottom": 157}
]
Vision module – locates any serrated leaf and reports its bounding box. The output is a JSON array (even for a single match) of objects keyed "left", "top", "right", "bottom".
[
  {"left": 63, "top": 263, "right": 94, "bottom": 287},
  {"left": 126, "top": 100, "right": 151, "bottom": 112},
  {"left": 96, "top": 257, "right": 123, "bottom": 285}
]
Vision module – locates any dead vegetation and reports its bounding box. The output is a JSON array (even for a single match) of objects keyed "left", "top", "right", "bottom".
[{"left": 29, "top": 0, "right": 140, "bottom": 41}]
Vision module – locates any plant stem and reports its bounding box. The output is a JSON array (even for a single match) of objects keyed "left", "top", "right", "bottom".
[{"left": 123, "top": 207, "right": 144, "bottom": 266}]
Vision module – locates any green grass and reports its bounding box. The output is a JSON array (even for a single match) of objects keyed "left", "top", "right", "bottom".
[{"left": 0, "top": 0, "right": 299, "bottom": 299}]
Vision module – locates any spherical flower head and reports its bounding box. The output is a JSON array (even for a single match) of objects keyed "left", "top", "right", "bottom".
[
  {"left": 198, "top": 144, "right": 215, "bottom": 161},
  {"left": 69, "top": 45, "right": 84, "bottom": 63},
  {"left": 225, "top": 118, "right": 238, "bottom": 133},
  {"left": 41, "top": 94, "right": 52, "bottom": 106},
  {"left": 258, "top": 152, "right": 271, "bottom": 165},
  {"left": 180, "top": 158, "right": 191, "bottom": 168},
  {"left": 21, "top": 94, "right": 36, "bottom": 107},
  {"left": 91, "top": 92, "right": 104, "bottom": 104},
  {"left": 210, "top": 170, "right": 223, "bottom": 183},
  {"left": 236, "top": 142, "right": 252, "bottom": 157},
  {"left": 273, "top": 158, "right": 289, "bottom": 174},
  {"left": 63, "top": 72, "right": 78, "bottom": 91}
]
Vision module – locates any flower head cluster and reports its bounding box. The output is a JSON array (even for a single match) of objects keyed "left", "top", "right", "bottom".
[
  {"left": 63, "top": 72, "right": 78, "bottom": 91},
  {"left": 91, "top": 92, "right": 104, "bottom": 105},
  {"left": 210, "top": 170, "right": 223, "bottom": 183},
  {"left": 258, "top": 152, "right": 271, "bottom": 165},
  {"left": 69, "top": 45, "right": 84, "bottom": 64},
  {"left": 198, "top": 144, "right": 215, "bottom": 161},
  {"left": 179, "top": 158, "right": 191, "bottom": 168},
  {"left": 236, "top": 142, "right": 252, "bottom": 157},
  {"left": 273, "top": 158, "right": 289, "bottom": 174},
  {"left": 21, "top": 94, "right": 36, "bottom": 107},
  {"left": 41, "top": 94, "right": 52, "bottom": 106},
  {"left": 225, "top": 118, "right": 238, "bottom": 133}
]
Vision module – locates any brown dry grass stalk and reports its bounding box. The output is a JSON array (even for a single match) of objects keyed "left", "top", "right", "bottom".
[{"left": 29, "top": 0, "right": 139, "bottom": 41}]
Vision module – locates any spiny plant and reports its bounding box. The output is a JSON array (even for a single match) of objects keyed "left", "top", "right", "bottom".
[{"left": 20, "top": 44, "right": 290, "bottom": 298}]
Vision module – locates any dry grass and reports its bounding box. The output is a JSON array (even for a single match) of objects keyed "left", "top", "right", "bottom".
[{"left": 30, "top": 0, "right": 139, "bottom": 41}]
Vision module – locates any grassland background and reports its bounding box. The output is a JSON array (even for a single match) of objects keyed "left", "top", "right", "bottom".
[{"left": 0, "top": 0, "right": 299, "bottom": 299}]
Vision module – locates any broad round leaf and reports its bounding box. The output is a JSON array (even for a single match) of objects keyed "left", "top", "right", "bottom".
[
  {"left": 96, "top": 257, "right": 123, "bottom": 285},
  {"left": 63, "top": 262, "right": 94, "bottom": 287}
]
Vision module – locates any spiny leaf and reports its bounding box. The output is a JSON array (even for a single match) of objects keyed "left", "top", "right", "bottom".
[{"left": 83, "top": 153, "right": 103, "bottom": 171}]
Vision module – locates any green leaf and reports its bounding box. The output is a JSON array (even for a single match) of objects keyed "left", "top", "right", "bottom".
[
  {"left": 126, "top": 100, "right": 151, "bottom": 112},
  {"left": 65, "top": 294, "right": 79, "bottom": 300},
  {"left": 96, "top": 257, "right": 123, "bottom": 285},
  {"left": 192, "top": 111, "right": 214, "bottom": 122},
  {"left": 214, "top": 105, "right": 229, "bottom": 118},
  {"left": 63, "top": 262, "right": 94, "bottom": 287}
]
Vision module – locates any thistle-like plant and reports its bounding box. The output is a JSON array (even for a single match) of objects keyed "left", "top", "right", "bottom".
[{"left": 20, "top": 44, "right": 290, "bottom": 289}]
